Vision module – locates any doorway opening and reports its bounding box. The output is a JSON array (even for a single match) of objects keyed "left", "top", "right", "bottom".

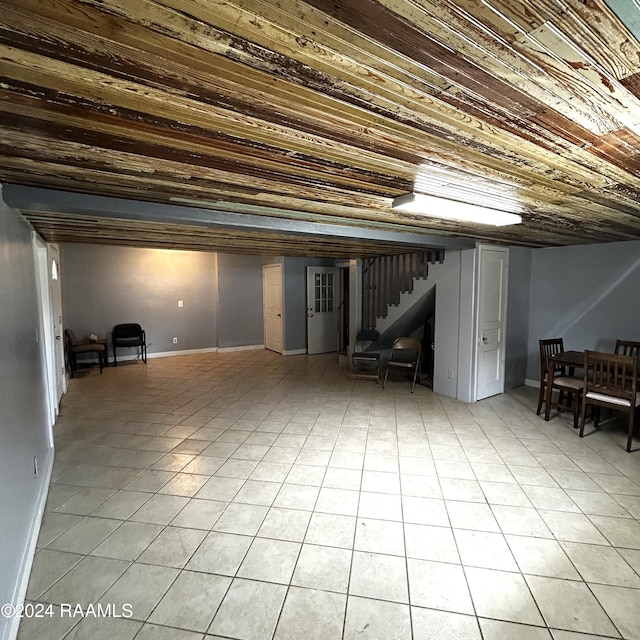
[{"left": 338, "top": 266, "right": 350, "bottom": 356}]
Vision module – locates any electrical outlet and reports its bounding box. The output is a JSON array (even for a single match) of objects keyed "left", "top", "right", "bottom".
[
  {"left": 172, "top": 337, "right": 178, "bottom": 344},
  {"left": 448, "top": 370, "right": 454, "bottom": 379},
  {"left": 178, "top": 300, "right": 183, "bottom": 308}
]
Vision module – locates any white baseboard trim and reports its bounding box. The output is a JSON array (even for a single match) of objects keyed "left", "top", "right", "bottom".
[
  {"left": 218, "top": 344, "right": 265, "bottom": 353},
  {"left": 88, "top": 346, "right": 271, "bottom": 363},
  {"left": 282, "top": 349, "right": 307, "bottom": 356},
  {"left": 145, "top": 347, "right": 219, "bottom": 359},
  {"left": 524, "top": 378, "right": 540, "bottom": 388},
  {"left": 6, "top": 448, "right": 54, "bottom": 640}
]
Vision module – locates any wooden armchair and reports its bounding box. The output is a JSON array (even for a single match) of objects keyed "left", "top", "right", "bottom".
[
  {"left": 64, "top": 329, "right": 106, "bottom": 377},
  {"left": 580, "top": 350, "right": 640, "bottom": 452}
]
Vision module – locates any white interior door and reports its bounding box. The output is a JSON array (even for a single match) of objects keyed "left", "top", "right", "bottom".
[
  {"left": 263, "top": 264, "right": 283, "bottom": 353},
  {"left": 307, "top": 266, "right": 339, "bottom": 355},
  {"left": 475, "top": 245, "right": 509, "bottom": 400},
  {"left": 49, "top": 243, "right": 65, "bottom": 402}
]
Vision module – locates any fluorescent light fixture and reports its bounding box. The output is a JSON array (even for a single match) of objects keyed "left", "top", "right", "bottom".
[{"left": 392, "top": 193, "right": 522, "bottom": 226}]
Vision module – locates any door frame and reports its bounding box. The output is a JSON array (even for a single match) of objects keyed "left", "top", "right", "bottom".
[
  {"left": 34, "top": 236, "right": 63, "bottom": 441},
  {"left": 48, "top": 243, "right": 66, "bottom": 405},
  {"left": 473, "top": 244, "right": 509, "bottom": 401}
]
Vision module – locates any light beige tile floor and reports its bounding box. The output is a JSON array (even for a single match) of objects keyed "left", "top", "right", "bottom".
[{"left": 17, "top": 350, "right": 640, "bottom": 639}]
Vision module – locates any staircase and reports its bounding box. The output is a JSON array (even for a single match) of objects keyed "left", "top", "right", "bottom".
[{"left": 362, "top": 250, "right": 445, "bottom": 329}]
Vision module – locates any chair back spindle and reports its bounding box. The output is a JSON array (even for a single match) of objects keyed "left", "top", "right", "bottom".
[{"left": 614, "top": 340, "right": 640, "bottom": 359}]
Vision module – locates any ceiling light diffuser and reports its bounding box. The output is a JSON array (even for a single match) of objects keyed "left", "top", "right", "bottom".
[{"left": 392, "top": 193, "right": 522, "bottom": 226}]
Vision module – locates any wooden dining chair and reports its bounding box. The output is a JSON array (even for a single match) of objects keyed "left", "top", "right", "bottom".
[
  {"left": 580, "top": 350, "right": 640, "bottom": 452},
  {"left": 538, "top": 338, "right": 583, "bottom": 428},
  {"left": 537, "top": 339, "right": 563, "bottom": 416},
  {"left": 615, "top": 339, "right": 640, "bottom": 359}
]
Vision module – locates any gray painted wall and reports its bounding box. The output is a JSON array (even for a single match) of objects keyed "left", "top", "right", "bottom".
[
  {"left": 0, "top": 194, "right": 52, "bottom": 640},
  {"left": 505, "top": 247, "right": 532, "bottom": 390},
  {"left": 283, "top": 257, "right": 309, "bottom": 352},
  {"left": 457, "top": 249, "right": 476, "bottom": 403},
  {"left": 217, "top": 253, "right": 264, "bottom": 348},
  {"left": 433, "top": 251, "right": 462, "bottom": 398},
  {"left": 60, "top": 246, "right": 334, "bottom": 355},
  {"left": 526, "top": 239, "right": 640, "bottom": 380},
  {"left": 61, "top": 244, "right": 217, "bottom": 355}
]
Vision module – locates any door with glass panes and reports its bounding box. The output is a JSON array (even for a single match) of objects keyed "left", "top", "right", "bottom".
[{"left": 306, "top": 267, "right": 339, "bottom": 354}]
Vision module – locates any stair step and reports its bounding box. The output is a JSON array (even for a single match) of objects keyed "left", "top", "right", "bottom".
[{"left": 362, "top": 250, "right": 444, "bottom": 329}]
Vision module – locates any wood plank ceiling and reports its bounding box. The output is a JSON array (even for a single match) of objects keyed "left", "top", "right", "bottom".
[{"left": 1, "top": 0, "right": 639, "bottom": 255}]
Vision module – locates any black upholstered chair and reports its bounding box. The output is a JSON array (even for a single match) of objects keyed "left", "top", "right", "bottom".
[
  {"left": 112, "top": 323, "right": 147, "bottom": 366},
  {"left": 65, "top": 329, "right": 106, "bottom": 377}
]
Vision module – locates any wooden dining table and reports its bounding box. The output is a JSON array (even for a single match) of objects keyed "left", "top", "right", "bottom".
[
  {"left": 548, "top": 350, "right": 640, "bottom": 380},
  {"left": 548, "top": 350, "right": 584, "bottom": 372},
  {"left": 544, "top": 349, "right": 640, "bottom": 425}
]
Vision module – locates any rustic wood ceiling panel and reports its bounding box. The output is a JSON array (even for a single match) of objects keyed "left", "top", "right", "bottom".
[{"left": 0, "top": 0, "right": 639, "bottom": 252}]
